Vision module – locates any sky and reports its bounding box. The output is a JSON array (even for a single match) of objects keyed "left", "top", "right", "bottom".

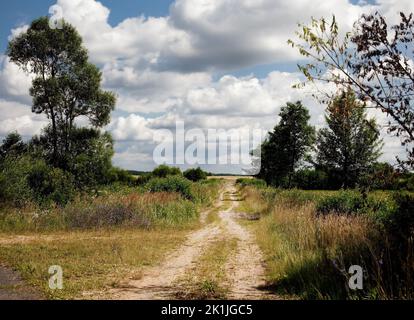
[{"left": 0, "top": 0, "right": 411, "bottom": 173}]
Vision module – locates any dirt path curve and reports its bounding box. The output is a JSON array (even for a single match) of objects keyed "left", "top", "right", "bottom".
[
  {"left": 111, "top": 224, "right": 222, "bottom": 300},
  {"left": 109, "top": 178, "right": 275, "bottom": 300},
  {"left": 109, "top": 188, "right": 224, "bottom": 300}
]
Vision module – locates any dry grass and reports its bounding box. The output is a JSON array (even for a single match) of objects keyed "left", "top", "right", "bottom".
[
  {"left": 240, "top": 187, "right": 383, "bottom": 299},
  {"left": 0, "top": 181, "right": 223, "bottom": 300},
  {"left": 175, "top": 237, "right": 238, "bottom": 300},
  {"left": 0, "top": 227, "right": 196, "bottom": 299},
  {"left": 237, "top": 187, "right": 268, "bottom": 216}
]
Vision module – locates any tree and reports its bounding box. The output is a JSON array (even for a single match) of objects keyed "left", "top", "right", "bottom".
[
  {"left": 316, "top": 89, "right": 383, "bottom": 188},
  {"left": 362, "top": 162, "right": 400, "bottom": 190},
  {"left": 258, "top": 101, "right": 315, "bottom": 187},
  {"left": 152, "top": 165, "right": 182, "bottom": 178},
  {"left": 30, "top": 126, "right": 114, "bottom": 190},
  {"left": 7, "top": 17, "right": 116, "bottom": 167},
  {"left": 0, "top": 132, "right": 26, "bottom": 163},
  {"left": 289, "top": 13, "right": 414, "bottom": 169},
  {"left": 184, "top": 167, "right": 208, "bottom": 182}
]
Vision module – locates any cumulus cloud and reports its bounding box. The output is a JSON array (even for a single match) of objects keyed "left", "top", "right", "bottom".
[
  {"left": 0, "top": 56, "right": 33, "bottom": 105},
  {"left": 0, "top": 99, "right": 47, "bottom": 136},
  {"left": 0, "top": 0, "right": 410, "bottom": 171}
]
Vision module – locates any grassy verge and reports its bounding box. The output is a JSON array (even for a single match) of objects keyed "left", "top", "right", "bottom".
[
  {"left": 237, "top": 185, "right": 414, "bottom": 299},
  {"left": 0, "top": 228, "right": 193, "bottom": 299},
  {"left": 0, "top": 179, "right": 223, "bottom": 299}
]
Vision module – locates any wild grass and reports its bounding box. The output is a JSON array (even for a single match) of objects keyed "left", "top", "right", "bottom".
[
  {"left": 0, "top": 179, "right": 222, "bottom": 233},
  {"left": 175, "top": 237, "right": 238, "bottom": 300},
  {"left": 239, "top": 184, "right": 414, "bottom": 299},
  {"left": 254, "top": 202, "right": 379, "bottom": 299},
  {"left": 0, "top": 192, "right": 198, "bottom": 233},
  {"left": 0, "top": 228, "right": 191, "bottom": 299},
  {"left": 0, "top": 179, "right": 223, "bottom": 299}
]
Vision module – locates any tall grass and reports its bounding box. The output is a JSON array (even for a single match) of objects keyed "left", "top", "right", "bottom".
[
  {"left": 0, "top": 192, "right": 199, "bottom": 233},
  {"left": 241, "top": 185, "right": 414, "bottom": 299},
  {"left": 0, "top": 178, "right": 223, "bottom": 233}
]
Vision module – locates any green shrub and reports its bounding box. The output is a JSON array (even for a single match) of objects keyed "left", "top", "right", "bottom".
[
  {"left": 1, "top": 155, "right": 77, "bottom": 207},
  {"left": 292, "top": 169, "right": 329, "bottom": 190},
  {"left": 135, "top": 173, "right": 152, "bottom": 186},
  {"left": 0, "top": 172, "right": 5, "bottom": 201},
  {"left": 152, "top": 165, "right": 181, "bottom": 178},
  {"left": 236, "top": 178, "right": 267, "bottom": 188},
  {"left": 107, "top": 167, "right": 135, "bottom": 185},
  {"left": 27, "top": 162, "right": 76, "bottom": 206},
  {"left": 316, "top": 191, "right": 366, "bottom": 215},
  {"left": 145, "top": 175, "right": 194, "bottom": 200},
  {"left": 0, "top": 155, "right": 35, "bottom": 206},
  {"left": 405, "top": 175, "right": 414, "bottom": 192},
  {"left": 315, "top": 190, "right": 396, "bottom": 220},
  {"left": 183, "top": 167, "right": 208, "bottom": 182},
  {"left": 383, "top": 192, "right": 414, "bottom": 242},
  {"left": 277, "top": 188, "right": 324, "bottom": 206}
]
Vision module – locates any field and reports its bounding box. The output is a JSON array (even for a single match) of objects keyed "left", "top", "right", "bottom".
[
  {"left": 0, "top": 178, "right": 221, "bottom": 299},
  {"left": 0, "top": 176, "right": 413, "bottom": 300},
  {"left": 237, "top": 182, "right": 414, "bottom": 299}
]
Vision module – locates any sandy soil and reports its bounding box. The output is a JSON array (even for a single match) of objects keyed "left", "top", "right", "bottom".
[
  {"left": 108, "top": 179, "right": 277, "bottom": 300},
  {"left": 0, "top": 266, "right": 41, "bottom": 300},
  {"left": 0, "top": 178, "right": 276, "bottom": 300}
]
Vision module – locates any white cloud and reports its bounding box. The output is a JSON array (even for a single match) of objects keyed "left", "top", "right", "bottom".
[
  {"left": 0, "top": 99, "right": 47, "bottom": 137},
  {"left": 8, "top": 25, "right": 29, "bottom": 41},
  {"left": 0, "top": 56, "right": 33, "bottom": 105},
  {"left": 108, "top": 114, "right": 155, "bottom": 141},
  {"left": 0, "top": 0, "right": 411, "bottom": 171}
]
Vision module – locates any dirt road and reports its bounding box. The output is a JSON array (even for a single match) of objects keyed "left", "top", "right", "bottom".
[{"left": 110, "top": 178, "right": 276, "bottom": 300}]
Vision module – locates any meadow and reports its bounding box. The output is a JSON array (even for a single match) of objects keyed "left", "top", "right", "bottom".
[
  {"left": 0, "top": 175, "right": 222, "bottom": 299},
  {"left": 237, "top": 178, "right": 414, "bottom": 300}
]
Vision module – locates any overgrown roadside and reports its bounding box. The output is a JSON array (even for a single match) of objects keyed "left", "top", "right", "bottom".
[
  {"left": 108, "top": 179, "right": 278, "bottom": 300},
  {"left": 0, "top": 177, "right": 279, "bottom": 300},
  {"left": 0, "top": 178, "right": 221, "bottom": 300}
]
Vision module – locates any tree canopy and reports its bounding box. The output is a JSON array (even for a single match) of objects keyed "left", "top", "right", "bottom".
[
  {"left": 258, "top": 101, "right": 315, "bottom": 187},
  {"left": 289, "top": 12, "right": 414, "bottom": 169},
  {"left": 7, "top": 17, "right": 116, "bottom": 168},
  {"left": 316, "top": 89, "right": 383, "bottom": 188}
]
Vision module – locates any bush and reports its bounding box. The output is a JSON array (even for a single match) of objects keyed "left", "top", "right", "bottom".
[
  {"left": 315, "top": 190, "right": 398, "bottom": 221},
  {"left": 383, "top": 192, "right": 414, "bottom": 242},
  {"left": 236, "top": 178, "right": 267, "bottom": 188},
  {"left": 1, "top": 154, "right": 77, "bottom": 207},
  {"left": 0, "top": 155, "right": 36, "bottom": 206},
  {"left": 0, "top": 172, "right": 5, "bottom": 201},
  {"left": 135, "top": 173, "right": 152, "bottom": 186},
  {"left": 403, "top": 174, "right": 414, "bottom": 191},
  {"left": 292, "top": 169, "right": 329, "bottom": 190},
  {"left": 145, "top": 175, "right": 194, "bottom": 200},
  {"left": 27, "top": 162, "right": 76, "bottom": 206},
  {"left": 152, "top": 165, "right": 181, "bottom": 178},
  {"left": 316, "top": 191, "right": 367, "bottom": 215},
  {"left": 107, "top": 167, "right": 135, "bottom": 185},
  {"left": 183, "top": 167, "right": 207, "bottom": 182}
]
